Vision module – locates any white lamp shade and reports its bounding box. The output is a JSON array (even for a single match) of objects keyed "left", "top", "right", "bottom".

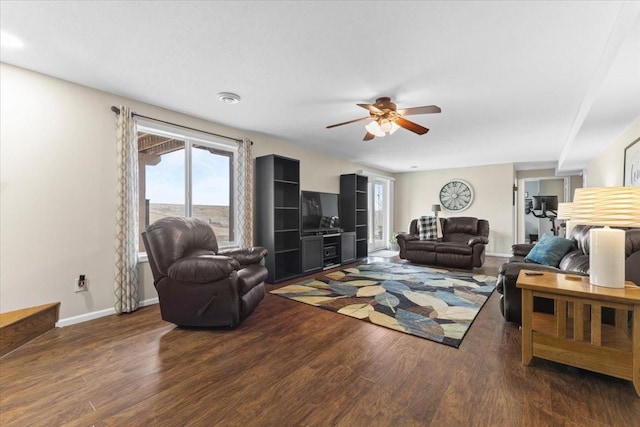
[
  {"left": 365, "top": 121, "right": 385, "bottom": 137},
  {"left": 379, "top": 119, "right": 392, "bottom": 133},
  {"left": 432, "top": 204, "right": 441, "bottom": 213},
  {"left": 389, "top": 121, "right": 400, "bottom": 134},
  {"left": 571, "top": 186, "right": 640, "bottom": 288},
  {"left": 571, "top": 187, "right": 640, "bottom": 227},
  {"left": 556, "top": 202, "right": 573, "bottom": 220}
]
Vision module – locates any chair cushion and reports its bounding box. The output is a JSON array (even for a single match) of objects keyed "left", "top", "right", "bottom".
[
  {"left": 405, "top": 239, "right": 439, "bottom": 251},
  {"left": 525, "top": 234, "right": 575, "bottom": 268},
  {"left": 435, "top": 242, "right": 473, "bottom": 255},
  {"left": 417, "top": 216, "right": 438, "bottom": 240}
]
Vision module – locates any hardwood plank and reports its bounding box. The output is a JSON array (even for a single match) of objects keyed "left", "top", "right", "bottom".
[{"left": 1, "top": 257, "right": 639, "bottom": 426}]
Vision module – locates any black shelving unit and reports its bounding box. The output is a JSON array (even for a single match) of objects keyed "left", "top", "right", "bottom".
[
  {"left": 340, "top": 174, "right": 368, "bottom": 259},
  {"left": 255, "top": 155, "right": 301, "bottom": 283}
]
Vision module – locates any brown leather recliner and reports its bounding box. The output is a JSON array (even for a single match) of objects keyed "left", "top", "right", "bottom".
[
  {"left": 396, "top": 217, "right": 490, "bottom": 269},
  {"left": 142, "top": 216, "right": 268, "bottom": 328}
]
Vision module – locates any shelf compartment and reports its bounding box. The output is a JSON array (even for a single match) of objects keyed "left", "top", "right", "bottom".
[
  {"left": 275, "top": 181, "right": 300, "bottom": 207},
  {"left": 356, "top": 226, "right": 367, "bottom": 240},
  {"left": 275, "top": 230, "right": 300, "bottom": 252},
  {"left": 274, "top": 208, "right": 299, "bottom": 231},
  {"left": 356, "top": 239, "right": 368, "bottom": 258},
  {"left": 275, "top": 250, "right": 300, "bottom": 282},
  {"left": 273, "top": 157, "right": 299, "bottom": 183}
]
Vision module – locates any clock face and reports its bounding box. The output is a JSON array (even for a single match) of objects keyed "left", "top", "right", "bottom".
[{"left": 439, "top": 180, "right": 474, "bottom": 212}]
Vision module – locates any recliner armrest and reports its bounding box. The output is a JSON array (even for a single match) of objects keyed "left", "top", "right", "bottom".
[
  {"left": 218, "top": 247, "right": 268, "bottom": 266},
  {"left": 468, "top": 236, "right": 489, "bottom": 246},
  {"left": 168, "top": 255, "right": 240, "bottom": 284}
]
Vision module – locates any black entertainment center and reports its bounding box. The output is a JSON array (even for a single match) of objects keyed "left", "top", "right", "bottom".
[
  {"left": 255, "top": 155, "right": 367, "bottom": 283},
  {"left": 300, "top": 190, "right": 351, "bottom": 271}
]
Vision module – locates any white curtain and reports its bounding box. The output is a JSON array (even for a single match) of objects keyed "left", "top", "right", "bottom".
[
  {"left": 237, "top": 138, "right": 254, "bottom": 247},
  {"left": 114, "top": 105, "right": 139, "bottom": 313}
]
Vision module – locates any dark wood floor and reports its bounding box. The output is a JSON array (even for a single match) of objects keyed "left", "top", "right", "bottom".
[{"left": 1, "top": 256, "right": 638, "bottom": 426}]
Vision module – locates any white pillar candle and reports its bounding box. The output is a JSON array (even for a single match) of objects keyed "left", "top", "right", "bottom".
[{"left": 589, "top": 226, "right": 625, "bottom": 288}]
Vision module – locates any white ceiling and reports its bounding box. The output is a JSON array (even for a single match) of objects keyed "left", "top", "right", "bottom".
[{"left": 1, "top": 1, "right": 639, "bottom": 173}]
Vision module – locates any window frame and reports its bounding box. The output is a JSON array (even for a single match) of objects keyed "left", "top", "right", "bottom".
[{"left": 137, "top": 119, "right": 240, "bottom": 258}]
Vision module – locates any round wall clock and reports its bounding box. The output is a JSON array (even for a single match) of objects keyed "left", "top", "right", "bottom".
[{"left": 439, "top": 179, "right": 474, "bottom": 212}]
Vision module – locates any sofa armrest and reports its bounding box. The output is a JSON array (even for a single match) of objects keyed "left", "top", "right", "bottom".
[
  {"left": 168, "top": 255, "right": 240, "bottom": 284},
  {"left": 496, "top": 261, "right": 561, "bottom": 324},
  {"left": 468, "top": 236, "right": 489, "bottom": 246},
  {"left": 512, "top": 243, "right": 535, "bottom": 257},
  {"left": 396, "top": 233, "right": 418, "bottom": 243},
  {"left": 218, "top": 247, "right": 268, "bottom": 266}
]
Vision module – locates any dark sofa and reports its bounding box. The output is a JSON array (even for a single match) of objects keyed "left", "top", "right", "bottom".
[
  {"left": 496, "top": 224, "right": 640, "bottom": 324},
  {"left": 396, "top": 217, "right": 489, "bottom": 269}
]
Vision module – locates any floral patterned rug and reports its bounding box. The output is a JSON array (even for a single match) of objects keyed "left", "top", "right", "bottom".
[{"left": 270, "top": 262, "right": 497, "bottom": 348}]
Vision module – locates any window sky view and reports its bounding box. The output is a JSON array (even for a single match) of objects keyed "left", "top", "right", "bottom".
[{"left": 146, "top": 147, "right": 230, "bottom": 206}]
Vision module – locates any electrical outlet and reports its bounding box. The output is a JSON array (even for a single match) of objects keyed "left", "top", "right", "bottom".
[{"left": 75, "top": 275, "right": 88, "bottom": 293}]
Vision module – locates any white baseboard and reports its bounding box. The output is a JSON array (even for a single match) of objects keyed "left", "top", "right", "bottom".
[
  {"left": 56, "top": 297, "right": 159, "bottom": 327},
  {"left": 486, "top": 252, "right": 511, "bottom": 258}
]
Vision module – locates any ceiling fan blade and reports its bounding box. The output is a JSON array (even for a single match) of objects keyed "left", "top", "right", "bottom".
[
  {"left": 357, "top": 103, "right": 384, "bottom": 115},
  {"left": 395, "top": 117, "right": 429, "bottom": 135},
  {"left": 363, "top": 132, "right": 376, "bottom": 141},
  {"left": 326, "top": 116, "right": 371, "bottom": 129},
  {"left": 397, "top": 105, "right": 441, "bottom": 116}
]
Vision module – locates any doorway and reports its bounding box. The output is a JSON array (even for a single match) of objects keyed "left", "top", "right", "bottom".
[
  {"left": 364, "top": 174, "right": 394, "bottom": 252},
  {"left": 517, "top": 177, "right": 571, "bottom": 243}
]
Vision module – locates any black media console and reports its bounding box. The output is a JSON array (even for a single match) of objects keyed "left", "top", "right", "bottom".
[{"left": 300, "top": 230, "right": 356, "bottom": 274}]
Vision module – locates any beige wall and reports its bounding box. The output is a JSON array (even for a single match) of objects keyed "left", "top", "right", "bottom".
[
  {"left": 586, "top": 117, "right": 640, "bottom": 187},
  {"left": 394, "top": 163, "right": 515, "bottom": 255},
  {"left": 0, "top": 63, "right": 390, "bottom": 322}
]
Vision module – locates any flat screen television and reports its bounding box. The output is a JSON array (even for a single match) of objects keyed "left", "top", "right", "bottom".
[
  {"left": 532, "top": 195, "right": 558, "bottom": 211},
  {"left": 301, "top": 191, "right": 340, "bottom": 232}
]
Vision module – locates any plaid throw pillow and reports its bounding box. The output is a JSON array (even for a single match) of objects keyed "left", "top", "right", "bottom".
[
  {"left": 319, "top": 216, "right": 339, "bottom": 228},
  {"left": 418, "top": 216, "right": 437, "bottom": 240}
]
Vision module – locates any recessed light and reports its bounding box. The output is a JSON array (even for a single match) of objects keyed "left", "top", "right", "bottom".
[
  {"left": 1, "top": 30, "right": 24, "bottom": 48},
  {"left": 216, "top": 92, "right": 241, "bottom": 104},
  {"left": 410, "top": 166, "right": 418, "bottom": 169}
]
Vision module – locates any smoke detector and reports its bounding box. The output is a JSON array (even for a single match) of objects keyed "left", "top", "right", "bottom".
[{"left": 217, "top": 92, "right": 241, "bottom": 104}]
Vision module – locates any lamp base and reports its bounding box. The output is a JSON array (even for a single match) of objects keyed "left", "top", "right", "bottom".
[{"left": 589, "top": 227, "right": 625, "bottom": 288}]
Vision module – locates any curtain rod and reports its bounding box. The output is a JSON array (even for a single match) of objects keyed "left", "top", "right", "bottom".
[{"left": 111, "top": 105, "right": 245, "bottom": 144}]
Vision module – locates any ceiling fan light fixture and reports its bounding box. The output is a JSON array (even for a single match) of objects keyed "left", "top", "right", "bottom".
[
  {"left": 365, "top": 121, "right": 385, "bottom": 137},
  {"left": 389, "top": 121, "right": 400, "bottom": 135},
  {"left": 379, "top": 119, "right": 392, "bottom": 133}
]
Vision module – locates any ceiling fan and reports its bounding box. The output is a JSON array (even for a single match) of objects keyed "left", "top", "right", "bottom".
[{"left": 326, "top": 97, "right": 441, "bottom": 141}]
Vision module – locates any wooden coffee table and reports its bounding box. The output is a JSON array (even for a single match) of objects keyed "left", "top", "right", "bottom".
[{"left": 516, "top": 270, "right": 640, "bottom": 396}]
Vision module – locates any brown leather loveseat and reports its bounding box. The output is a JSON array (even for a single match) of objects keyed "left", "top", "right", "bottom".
[
  {"left": 142, "top": 216, "right": 268, "bottom": 328},
  {"left": 396, "top": 217, "right": 490, "bottom": 269},
  {"left": 496, "top": 224, "right": 640, "bottom": 324}
]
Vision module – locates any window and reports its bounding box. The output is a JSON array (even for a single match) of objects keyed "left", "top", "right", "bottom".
[{"left": 137, "top": 120, "right": 238, "bottom": 253}]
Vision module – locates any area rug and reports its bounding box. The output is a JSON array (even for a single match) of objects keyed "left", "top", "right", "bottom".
[{"left": 270, "top": 262, "right": 496, "bottom": 348}]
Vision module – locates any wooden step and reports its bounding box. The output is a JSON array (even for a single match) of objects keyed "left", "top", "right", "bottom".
[{"left": 0, "top": 302, "right": 60, "bottom": 358}]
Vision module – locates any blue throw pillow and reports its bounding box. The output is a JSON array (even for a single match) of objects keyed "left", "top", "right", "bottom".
[{"left": 525, "top": 234, "right": 575, "bottom": 267}]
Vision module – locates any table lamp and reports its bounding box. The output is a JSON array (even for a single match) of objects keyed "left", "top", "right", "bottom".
[
  {"left": 556, "top": 202, "right": 574, "bottom": 237},
  {"left": 432, "top": 204, "right": 441, "bottom": 218},
  {"left": 570, "top": 187, "right": 640, "bottom": 288}
]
